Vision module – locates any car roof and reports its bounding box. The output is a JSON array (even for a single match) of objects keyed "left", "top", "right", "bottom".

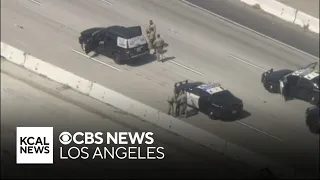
[
  {"left": 195, "top": 83, "right": 227, "bottom": 95},
  {"left": 106, "top": 26, "right": 142, "bottom": 39}
]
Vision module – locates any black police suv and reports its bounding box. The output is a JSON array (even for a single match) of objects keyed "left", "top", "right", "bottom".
[
  {"left": 305, "top": 106, "right": 320, "bottom": 134},
  {"left": 261, "top": 62, "right": 319, "bottom": 105},
  {"left": 174, "top": 80, "right": 244, "bottom": 120},
  {"left": 78, "top": 26, "right": 149, "bottom": 65}
]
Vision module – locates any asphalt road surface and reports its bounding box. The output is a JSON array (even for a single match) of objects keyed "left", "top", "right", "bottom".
[
  {"left": 1, "top": 0, "right": 319, "bottom": 178},
  {"left": 184, "top": 0, "right": 319, "bottom": 58},
  {"left": 1, "top": 60, "right": 256, "bottom": 179}
]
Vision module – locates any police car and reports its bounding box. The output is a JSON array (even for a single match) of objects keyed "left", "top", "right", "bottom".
[
  {"left": 174, "top": 80, "right": 244, "bottom": 120},
  {"left": 261, "top": 62, "right": 319, "bottom": 105},
  {"left": 78, "top": 26, "right": 149, "bottom": 65}
]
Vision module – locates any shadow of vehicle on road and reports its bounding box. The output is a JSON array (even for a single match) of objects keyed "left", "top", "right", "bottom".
[
  {"left": 219, "top": 110, "right": 251, "bottom": 122},
  {"left": 305, "top": 106, "right": 320, "bottom": 135},
  {"left": 90, "top": 50, "right": 157, "bottom": 67},
  {"left": 182, "top": 108, "right": 251, "bottom": 122},
  {"left": 127, "top": 54, "right": 157, "bottom": 67},
  {"left": 161, "top": 56, "right": 176, "bottom": 63}
]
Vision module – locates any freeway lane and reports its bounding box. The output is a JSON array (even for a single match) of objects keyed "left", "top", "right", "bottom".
[
  {"left": 1, "top": 60, "right": 255, "bottom": 178},
  {"left": 1, "top": 0, "right": 319, "bottom": 177},
  {"left": 184, "top": 0, "right": 319, "bottom": 58}
]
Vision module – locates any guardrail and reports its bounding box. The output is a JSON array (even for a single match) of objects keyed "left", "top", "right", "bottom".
[
  {"left": 240, "top": 0, "right": 319, "bottom": 34},
  {"left": 0, "top": 41, "right": 294, "bottom": 178}
]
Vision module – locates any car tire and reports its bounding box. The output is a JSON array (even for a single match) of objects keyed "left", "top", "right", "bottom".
[
  {"left": 113, "top": 53, "right": 122, "bottom": 65},
  {"left": 266, "top": 82, "right": 278, "bottom": 93},
  {"left": 209, "top": 110, "right": 218, "bottom": 120},
  {"left": 307, "top": 93, "right": 319, "bottom": 105}
]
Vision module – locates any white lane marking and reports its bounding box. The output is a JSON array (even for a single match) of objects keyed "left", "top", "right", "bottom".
[
  {"left": 236, "top": 121, "right": 284, "bottom": 142},
  {"left": 70, "top": 49, "right": 122, "bottom": 72},
  {"left": 228, "top": 54, "right": 267, "bottom": 71},
  {"left": 168, "top": 59, "right": 204, "bottom": 76},
  {"left": 180, "top": 0, "right": 319, "bottom": 61},
  {"left": 101, "top": 0, "right": 112, "bottom": 5},
  {"left": 29, "top": 0, "right": 42, "bottom": 5}
]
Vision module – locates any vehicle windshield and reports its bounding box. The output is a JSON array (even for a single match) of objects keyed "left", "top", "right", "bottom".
[{"left": 302, "top": 62, "right": 318, "bottom": 70}]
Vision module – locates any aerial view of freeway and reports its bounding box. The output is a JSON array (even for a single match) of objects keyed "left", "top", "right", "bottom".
[{"left": 1, "top": 0, "right": 319, "bottom": 179}]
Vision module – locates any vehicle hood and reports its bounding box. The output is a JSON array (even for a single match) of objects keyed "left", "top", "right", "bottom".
[
  {"left": 267, "top": 69, "right": 293, "bottom": 80},
  {"left": 80, "top": 27, "right": 104, "bottom": 36}
]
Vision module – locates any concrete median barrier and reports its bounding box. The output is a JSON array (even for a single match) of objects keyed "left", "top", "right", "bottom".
[
  {"left": 240, "top": 0, "right": 257, "bottom": 6},
  {"left": 294, "top": 11, "right": 319, "bottom": 33},
  {"left": 240, "top": 0, "right": 319, "bottom": 34},
  {"left": 0, "top": 41, "right": 293, "bottom": 178},
  {"left": 0, "top": 42, "right": 26, "bottom": 65},
  {"left": 256, "top": 0, "right": 297, "bottom": 23},
  {"left": 88, "top": 82, "right": 159, "bottom": 125},
  {"left": 23, "top": 54, "right": 93, "bottom": 95}
]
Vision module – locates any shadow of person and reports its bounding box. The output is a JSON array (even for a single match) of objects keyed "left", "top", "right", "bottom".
[{"left": 160, "top": 56, "right": 176, "bottom": 63}]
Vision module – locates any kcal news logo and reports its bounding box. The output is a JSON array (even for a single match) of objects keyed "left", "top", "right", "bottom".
[
  {"left": 16, "top": 127, "right": 53, "bottom": 164},
  {"left": 59, "top": 131, "right": 165, "bottom": 160},
  {"left": 16, "top": 127, "right": 165, "bottom": 164}
]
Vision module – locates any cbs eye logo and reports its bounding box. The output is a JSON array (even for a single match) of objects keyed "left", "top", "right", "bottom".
[{"left": 59, "top": 132, "right": 72, "bottom": 145}]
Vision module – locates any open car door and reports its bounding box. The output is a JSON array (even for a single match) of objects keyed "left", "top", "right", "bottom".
[
  {"left": 279, "top": 75, "right": 289, "bottom": 96},
  {"left": 300, "top": 62, "right": 318, "bottom": 71},
  {"left": 279, "top": 79, "right": 285, "bottom": 95},
  {"left": 186, "top": 90, "right": 200, "bottom": 109},
  {"left": 83, "top": 36, "right": 99, "bottom": 54},
  {"left": 83, "top": 29, "right": 106, "bottom": 54}
]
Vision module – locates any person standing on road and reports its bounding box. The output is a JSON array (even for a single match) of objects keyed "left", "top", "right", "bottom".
[
  {"left": 147, "top": 27, "right": 156, "bottom": 54},
  {"left": 149, "top": 20, "right": 156, "bottom": 35},
  {"left": 167, "top": 91, "right": 177, "bottom": 117},
  {"left": 153, "top": 34, "right": 165, "bottom": 62},
  {"left": 177, "top": 89, "right": 188, "bottom": 118}
]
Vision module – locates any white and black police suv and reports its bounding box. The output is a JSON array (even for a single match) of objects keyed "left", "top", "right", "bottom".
[
  {"left": 78, "top": 26, "right": 149, "bottom": 65},
  {"left": 261, "top": 62, "right": 319, "bottom": 105},
  {"left": 174, "top": 80, "right": 244, "bottom": 120}
]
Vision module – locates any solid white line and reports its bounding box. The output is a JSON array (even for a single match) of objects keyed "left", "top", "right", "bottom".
[
  {"left": 228, "top": 54, "right": 267, "bottom": 71},
  {"left": 29, "top": 0, "right": 42, "bottom": 6},
  {"left": 236, "top": 121, "right": 284, "bottom": 142},
  {"left": 70, "top": 49, "right": 122, "bottom": 72},
  {"left": 168, "top": 60, "right": 204, "bottom": 76},
  {"left": 101, "top": 0, "right": 112, "bottom": 5},
  {"left": 179, "top": 0, "right": 319, "bottom": 61}
]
